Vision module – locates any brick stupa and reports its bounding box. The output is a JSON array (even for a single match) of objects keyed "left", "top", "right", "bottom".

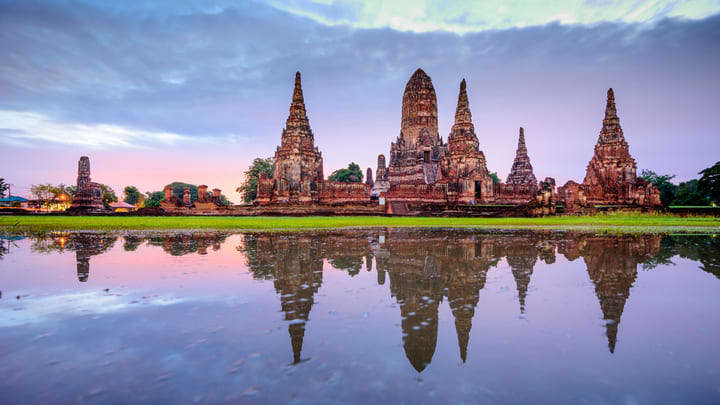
[
  {"left": 583, "top": 88, "right": 637, "bottom": 190},
  {"left": 67, "top": 156, "right": 107, "bottom": 213},
  {"left": 506, "top": 127, "right": 537, "bottom": 186},
  {"left": 444, "top": 79, "right": 490, "bottom": 180},
  {"left": 273, "top": 72, "right": 324, "bottom": 188}
]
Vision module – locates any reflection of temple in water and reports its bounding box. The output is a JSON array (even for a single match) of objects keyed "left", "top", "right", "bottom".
[
  {"left": 575, "top": 235, "right": 662, "bottom": 353},
  {"left": 238, "top": 230, "right": 665, "bottom": 370},
  {"left": 374, "top": 230, "right": 502, "bottom": 370},
  {"left": 244, "top": 234, "right": 324, "bottom": 364},
  {"left": 22, "top": 229, "right": 671, "bottom": 369},
  {"left": 40, "top": 234, "right": 118, "bottom": 282}
]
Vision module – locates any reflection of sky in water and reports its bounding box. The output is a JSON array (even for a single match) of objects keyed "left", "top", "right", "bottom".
[{"left": 0, "top": 230, "right": 719, "bottom": 404}]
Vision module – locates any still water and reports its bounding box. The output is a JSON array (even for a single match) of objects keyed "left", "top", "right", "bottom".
[{"left": 1, "top": 229, "right": 719, "bottom": 404}]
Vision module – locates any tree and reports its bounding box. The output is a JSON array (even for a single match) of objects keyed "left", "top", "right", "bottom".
[
  {"left": 166, "top": 182, "right": 200, "bottom": 202},
  {"left": 239, "top": 157, "right": 275, "bottom": 203},
  {"left": 328, "top": 162, "right": 363, "bottom": 183},
  {"left": 0, "top": 178, "right": 8, "bottom": 198},
  {"left": 30, "top": 183, "right": 67, "bottom": 201},
  {"left": 123, "top": 186, "right": 144, "bottom": 206},
  {"left": 97, "top": 184, "right": 118, "bottom": 209},
  {"left": 489, "top": 172, "right": 501, "bottom": 184},
  {"left": 698, "top": 161, "right": 720, "bottom": 204},
  {"left": 144, "top": 191, "right": 165, "bottom": 208},
  {"left": 641, "top": 169, "right": 677, "bottom": 206},
  {"left": 672, "top": 180, "right": 709, "bottom": 206}
]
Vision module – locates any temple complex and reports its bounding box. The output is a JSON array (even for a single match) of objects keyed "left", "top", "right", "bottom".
[
  {"left": 247, "top": 69, "right": 659, "bottom": 215},
  {"left": 558, "top": 89, "right": 661, "bottom": 211},
  {"left": 67, "top": 156, "right": 107, "bottom": 214}
]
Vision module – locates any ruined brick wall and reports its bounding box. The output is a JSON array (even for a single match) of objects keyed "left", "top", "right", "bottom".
[{"left": 316, "top": 181, "right": 371, "bottom": 204}]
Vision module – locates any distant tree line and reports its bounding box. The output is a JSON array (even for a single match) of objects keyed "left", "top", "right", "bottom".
[{"left": 642, "top": 160, "right": 720, "bottom": 206}]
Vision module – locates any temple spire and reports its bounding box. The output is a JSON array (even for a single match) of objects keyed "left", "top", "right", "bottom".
[
  {"left": 505, "top": 127, "right": 537, "bottom": 185},
  {"left": 517, "top": 127, "right": 527, "bottom": 155},
  {"left": 453, "top": 79, "right": 472, "bottom": 127},
  {"left": 287, "top": 71, "right": 309, "bottom": 128},
  {"left": 604, "top": 88, "right": 617, "bottom": 121}
]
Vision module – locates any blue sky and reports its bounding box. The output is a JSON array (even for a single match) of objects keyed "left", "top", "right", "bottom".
[{"left": 1, "top": 0, "right": 719, "bottom": 201}]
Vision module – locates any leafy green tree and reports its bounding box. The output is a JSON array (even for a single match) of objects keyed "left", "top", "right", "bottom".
[
  {"left": 672, "top": 180, "right": 709, "bottom": 206},
  {"left": 641, "top": 170, "right": 677, "bottom": 206},
  {"left": 30, "top": 183, "right": 68, "bottom": 201},
  {"left": 328, "top": 162, "right": 363, "bottom": 183},
  {"left": 698, "top": 161, "right": 720, "bottom": 204},
  {"left": 98, "top": 184, "right": 118, "bottom": 209},
  {"left": 123, "top": 186, "right": 144, "bottom": 206},
  {"left": 239, "top": 157, "right": 275, "bottom": 203},
  {"left": 0, "top": 178, "right": 8, "bottom": 198},
  {"left": 489, "top": 172, "right": 501, "bottom": 184},
  {"left": 166, "top": 182, "right": 200, "bottom": 202},
  {"left": 143, "top": 191, "right": 165, "bottom": 208}
]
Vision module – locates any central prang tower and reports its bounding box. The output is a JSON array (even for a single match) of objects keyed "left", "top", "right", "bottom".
[{"left": 387, "top": 69, "right": 446, "bottom": 185}]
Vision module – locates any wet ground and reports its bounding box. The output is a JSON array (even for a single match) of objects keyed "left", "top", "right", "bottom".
[{"left": 1, "top": 229, "right": 719, "bottom": 404}]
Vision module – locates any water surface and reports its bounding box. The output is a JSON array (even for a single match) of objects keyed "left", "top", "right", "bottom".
[{"left": 1, "top": 229, "right": 719, "bottom": 404}]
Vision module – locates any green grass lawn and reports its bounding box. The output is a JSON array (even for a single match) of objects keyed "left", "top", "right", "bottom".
[{"left": 1, "top": 213, "right": 719, "bottom": 233}]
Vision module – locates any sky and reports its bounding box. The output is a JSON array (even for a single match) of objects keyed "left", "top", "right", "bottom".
[{"left": 1, "top": 0, "right": 719, "bottom": 202}]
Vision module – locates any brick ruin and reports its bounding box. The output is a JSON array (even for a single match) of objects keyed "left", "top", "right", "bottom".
[
  {"left": 67, "top": 156, "right": 107, "bottom": 213},
  {"left": 256, "top": 72, "right": 370, "bottom": 206},
  {"left": 381, "top": 71, "right": 539, "bottom": 207},
  {"left": 558, "top": 88, "right": 661, "bottom": 212},
  {"left": 494, "top": 128, "right": 540, "bottom": 204},
  {"left": 250, "top": 68, "right": 660, "bottom": 215},
  {"left": 160, "top": 184, "right": 228, "bottom": 213}
]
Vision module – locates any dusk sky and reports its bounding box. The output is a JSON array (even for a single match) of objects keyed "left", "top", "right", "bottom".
[{"left": 2, "top": 0, "right": 719, "bottom": 203}]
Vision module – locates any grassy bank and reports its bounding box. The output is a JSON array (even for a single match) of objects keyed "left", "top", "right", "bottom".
[{"left": 1, "top": 213, "right": 719, "bottom": 233}]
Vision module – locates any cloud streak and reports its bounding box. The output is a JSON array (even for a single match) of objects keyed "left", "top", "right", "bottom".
[
  {"left": 0, "top": 111, "right": 196, "bottom": 148},
  {"left": 268, "top": 0, "right": 720, "bottom": 33}
]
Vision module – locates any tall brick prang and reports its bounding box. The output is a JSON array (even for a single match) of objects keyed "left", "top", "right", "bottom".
[
  {"left": 506, "top": 127, "right": 537, "bottom": 186},
  {"left": 387, "top": 69, "right": 445, "bottom": 186}
]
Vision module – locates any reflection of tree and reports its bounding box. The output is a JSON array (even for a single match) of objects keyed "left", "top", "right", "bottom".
[
  {"left": 146, "top": 233, "right": 227, "bottom": 256},
  {"left": 0, "top": 236, "right": 22, "bottom": 259},
  {"left": 645, "top": 235, "right": 720, "bottom": 279},
  {"left": 123, "top": 235, "right": 144, "bottom": 251},
  {"left": 672, "top": 235, "right": 720, "bottom": 278},
  {"left": 324, "top": 234, "right": 371, "bottom": 276},
  {"left": 327, "top": 257, "right": 363, "bottom": 276}
]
